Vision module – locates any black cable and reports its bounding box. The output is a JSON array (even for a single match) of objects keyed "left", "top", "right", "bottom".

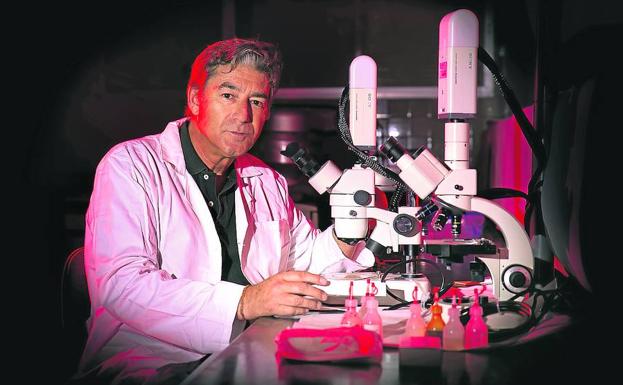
[
  {"left": 379, "top": 257, "right": 450, "bottom": 310},
  {"left": 479, "top": 47, "right": 549, "bottom": 237},
  {"left": 528, "top": 283, "right": 569, "bottom": 324},
  {"left": 458, "top": 299, "right": 534, "bottom": 342},
  {"left": 389, "top": 184, "right": 406, "bottom": 212},
  {"left": 336, "top": 86, "right": 411, "bottom": 211},
  {"left": 478, "top": 47, "right": 546, "bottom": 169},
  {"left": 478, "top": 187, "right": 529, "bottom": 201},
  {"left": 523, "top": 189, "right": 539, "bottom": 233},
  {"left": 455, "top": 272, "right": 573, "bottom": 343}
]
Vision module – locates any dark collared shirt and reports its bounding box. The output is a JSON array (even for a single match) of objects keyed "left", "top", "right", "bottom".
[{"left": 180, "top": 122, "right": 249, "bottom": 285}]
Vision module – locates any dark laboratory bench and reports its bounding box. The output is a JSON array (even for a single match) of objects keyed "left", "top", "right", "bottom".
[{"left": 179, "top": 314, "right": 601, "bottom": 385}]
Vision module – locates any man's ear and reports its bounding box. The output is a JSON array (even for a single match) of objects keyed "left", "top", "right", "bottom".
[{"left": 187, "top": 86, "right": 200, "bottom": 116}]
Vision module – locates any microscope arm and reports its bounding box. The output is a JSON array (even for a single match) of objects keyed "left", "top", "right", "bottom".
[
  {"left": 363, "top": 207, "right": 400, "bottom": 257},
  {"left": 470, "top": 197, "right": 534, "bottom": 301}
]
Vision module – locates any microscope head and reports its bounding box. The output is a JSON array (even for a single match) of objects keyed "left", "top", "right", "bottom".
[
  {"left": 379, "top": 136, "right": 450, "bottom": 200},
  {"left": 281, "top": 142, "right": 342, "bottom": 195}
]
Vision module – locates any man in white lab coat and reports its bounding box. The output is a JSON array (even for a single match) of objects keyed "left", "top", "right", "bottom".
[{"left": 74, "top": 38, "right": 373, "bottom": 384}]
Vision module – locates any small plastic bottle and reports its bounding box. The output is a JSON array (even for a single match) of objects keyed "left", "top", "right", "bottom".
[
  {"left": 465, "top": 289, "right": 489, "bottom": 349},
  {"left": 341, "top": 281, "right": 362, "bottom": 327},
  {"left": 361, "top": 283, "right": 383, "bottom": 338},
  {"left": 426, "top": 287, "right": 446, "bottom": 338},
  {"left": 358, "top": 278, "right": 372, "bottom": 319},
  {"left": 403, "top": 287, "right": 426, "bottom": 337},
  {"left": 442, "top": 295, "right": 465, "bottom": 351}
]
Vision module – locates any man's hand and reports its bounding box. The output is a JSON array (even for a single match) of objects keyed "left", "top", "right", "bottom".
[{"left": 237, "top": 271, "right": 329, "bottom": 320}]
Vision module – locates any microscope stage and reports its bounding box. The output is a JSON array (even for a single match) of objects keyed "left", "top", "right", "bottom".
[
  {"left": 423, "top": 238, "right": 498, "bottom": 261},
  {"left": 319, "top": 272, "right": 430, "bottom": 306}
]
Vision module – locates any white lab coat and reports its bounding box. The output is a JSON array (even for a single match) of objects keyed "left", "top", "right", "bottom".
[{"left": 76, "top": 118, "right": 373, "bottom": 382}]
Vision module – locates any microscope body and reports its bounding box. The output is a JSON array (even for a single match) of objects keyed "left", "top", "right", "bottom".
[
  {"left": 286, "top": 9, "right": 535, "bottom": 304},
  {"left": 438, "top": 10, "right": 533, "bottom": 301},
  {"left": 360, "top": 9, "right": 535, "bottom": 303},
  {"left": 330, "top": 165, "right": 376, "bottom": 241}
]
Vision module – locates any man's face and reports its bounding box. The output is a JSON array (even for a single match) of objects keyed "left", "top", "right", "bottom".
[{"left": 189, "top": 64, "right": 271, "bottom": 160}]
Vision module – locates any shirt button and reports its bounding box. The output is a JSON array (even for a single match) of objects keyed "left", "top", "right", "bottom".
[
  {"left": 208, "top": 201, "right": 214, "bottom": 207},
  {"left": 203, "top": 174, "right": 209, "bottom": 180}
]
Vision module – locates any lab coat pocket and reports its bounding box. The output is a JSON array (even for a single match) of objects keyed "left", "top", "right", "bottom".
[{"left": 248, "top": 218, "right": 291, "bottom": 279}]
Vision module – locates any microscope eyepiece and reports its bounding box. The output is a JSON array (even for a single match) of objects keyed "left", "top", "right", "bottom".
[
  {"left": 412, "top": 145, "right": 427, "bottom": 157},
  {"left": 281, "top": 142, "right": 301, "bottom": 158},
  {"left": 378, "top": 136, "right": 406, "bottom": 163},
  {"left": 281, "top": 142, "right": 321, "bottom": 177}
]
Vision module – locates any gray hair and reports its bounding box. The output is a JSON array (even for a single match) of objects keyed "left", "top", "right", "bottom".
[{"left": 186, "top": 38, "right": 283, "bottom": 114}]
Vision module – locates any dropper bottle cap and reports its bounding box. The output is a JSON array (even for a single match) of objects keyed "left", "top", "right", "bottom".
[
  {"left": 345, "top": 281, "right": 357, "bottom": 308},
  {"left": 410, "top": 287, "right": 421, "bottom": 312},
  {"left": 365, "top": 283, "right": 379, "bottom": 309},
  {"left": 431, "top": 287, "right": 442, "bottom": 315},
  {"left": 371, "top": 282, "right": 378, "bottom": 296},
  {"left": 449, "top": 294, "right": 459, "bottom": 316},
  {"left": 470, "top": 288, "right": 483, "bottom": 316}
]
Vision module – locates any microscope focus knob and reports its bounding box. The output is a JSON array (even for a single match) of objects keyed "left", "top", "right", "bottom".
[
  {"left": 393, "top": 214, "right": 421, "bottom": 237},
  {"left": 509, "top": 272, "right": 526, "bottom": 287},
  {"left": 354, "top": 190, "right": 372, "bottom": 206},
  {"left": 502, "top": 265, "right": 532, "bottom": 294}
]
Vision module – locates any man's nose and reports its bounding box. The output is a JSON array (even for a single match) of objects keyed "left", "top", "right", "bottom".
[{"left": 233, "top": 99, "right": 252, "bottom": 122}]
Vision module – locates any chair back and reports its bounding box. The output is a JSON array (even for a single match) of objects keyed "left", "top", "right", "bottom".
[{"left": 61, "top": 246, "right": 89, "bottom": 333}]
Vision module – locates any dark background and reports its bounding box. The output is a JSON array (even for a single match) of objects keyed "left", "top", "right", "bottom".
[{"left": 18, "top": 0, "right": 618, "bottom": 383}]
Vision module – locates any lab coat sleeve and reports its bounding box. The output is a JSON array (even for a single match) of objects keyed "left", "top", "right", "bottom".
[{"left": 85, "top": 145, "right": 243, "bottom": 354}]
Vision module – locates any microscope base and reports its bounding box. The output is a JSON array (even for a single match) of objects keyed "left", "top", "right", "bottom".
[{"left": 320, "top": 272, "right": 430, "bottom": 306}]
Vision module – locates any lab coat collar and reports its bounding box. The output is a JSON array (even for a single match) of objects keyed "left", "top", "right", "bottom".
[
  {"left": 235, "top": 158, "right": 264, "bottom": 179},
  {"left": 160, "top": 118, "right": 189, "bottom": 174}
]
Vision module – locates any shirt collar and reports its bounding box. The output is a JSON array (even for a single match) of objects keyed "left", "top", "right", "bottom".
[
  {"left": 181, "top": 122, "right": 237, "bottom": 184},
  {"left": 180, "top": 121, "right": 209, "bottom": 175}
]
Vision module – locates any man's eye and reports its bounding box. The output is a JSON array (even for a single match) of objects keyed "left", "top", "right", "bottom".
[
  {"left": 222, "top": 93, "right": 234, "bottom": 99},
  {"left": 251, "top": 100, "right": 265, "bottom": 108}
]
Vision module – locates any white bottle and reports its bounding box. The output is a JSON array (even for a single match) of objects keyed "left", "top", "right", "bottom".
[
  {"left": 341, "top": 281, "right": 362, "bottom": 327},
  {"left": 361, "top": 292, "right": 383, "bottom": 338},
  {"left": 358, "top": 278, "right": 372, "bottom": 319},
  {"left": 404, "top": 299, "right": 427, "bottom": 337},
  {"left": 442, "top": 295, "right": 465, "bottom": 351},
  {"left": 465, "top": 289, "right": 488, "bottom": 349}
]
